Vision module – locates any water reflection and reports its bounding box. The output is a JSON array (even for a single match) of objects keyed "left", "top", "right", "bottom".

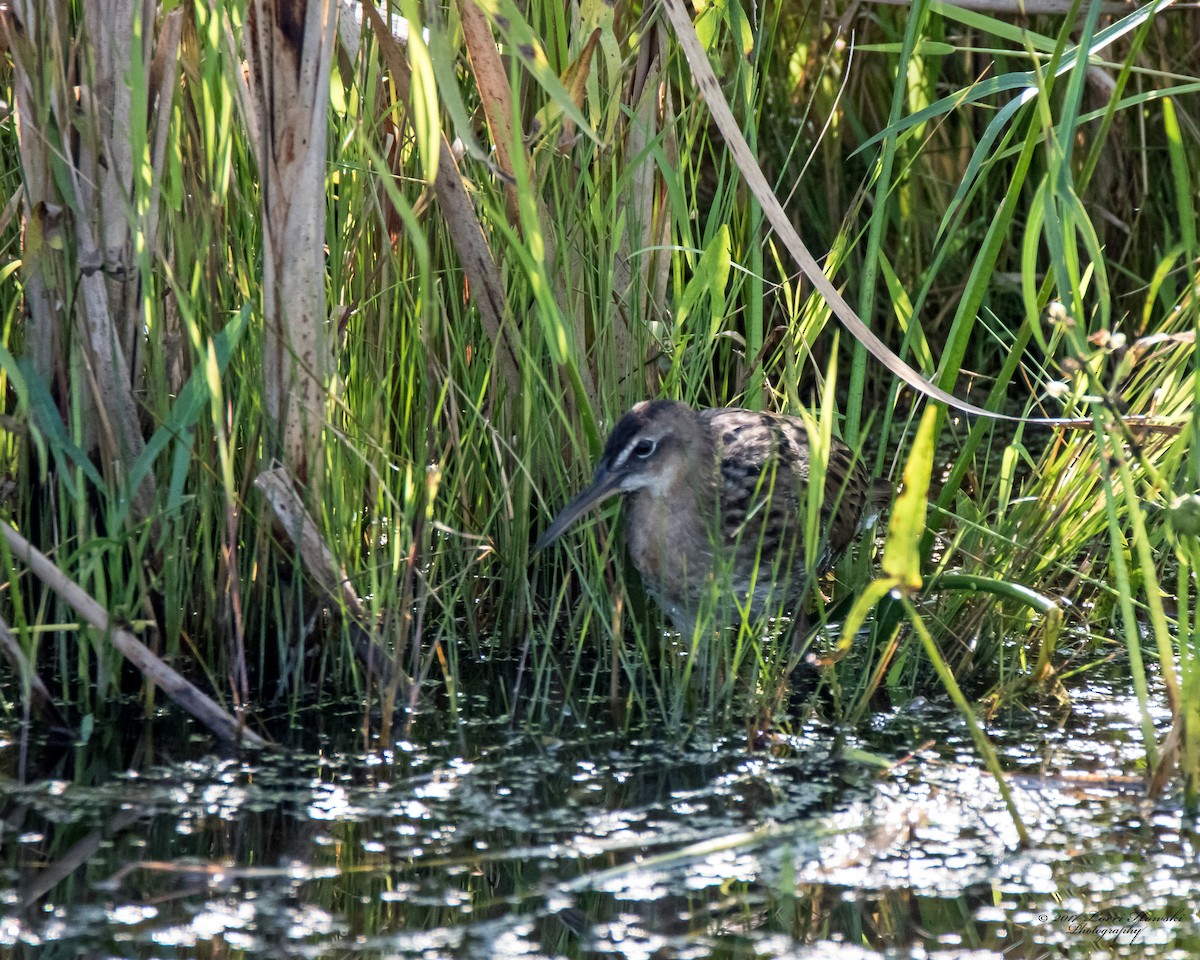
[{"left": 0, "top": 689, "right": 1197, "bottom": 959}]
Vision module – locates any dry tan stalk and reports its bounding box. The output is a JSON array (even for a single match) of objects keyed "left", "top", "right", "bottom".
[
  {"left": 244, "top": 0, "right": 338, "bottom": 483},
  {"left": 143, "top": 8, "right": 184, "bottom": 265},
  {"left": 73, "top": 4, "right": 154, "bottom": 504},
  {"left": 80, "top": 0, "right": 141, "bottom": 274},
  {"left": 458, "top": 0, "right": 523, "bottom": 225},
  {"left": 254, "top": 467, "right": 369, "bottom": 623},
  {"left": 614, "top": 20, "right": 673, "bottom": 393},
  {"left": 3, "top": 4, "right": 65, "bottom": 381}
]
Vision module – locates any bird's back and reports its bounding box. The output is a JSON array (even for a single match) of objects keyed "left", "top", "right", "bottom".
[{"left": 697, "top": 408, "right": 877, "bottom": 620}]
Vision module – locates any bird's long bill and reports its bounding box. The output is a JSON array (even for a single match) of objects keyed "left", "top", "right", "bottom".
[{"left": 533, "top": 466, "right": 621, "bottom": 553}]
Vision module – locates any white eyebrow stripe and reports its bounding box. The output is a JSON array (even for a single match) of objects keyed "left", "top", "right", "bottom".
[
  {"left": 612, "top": 439, "right": 639, "bottom": 470},
  {"left": 614, "top": 433, "right": 661, "bottom": 470}
]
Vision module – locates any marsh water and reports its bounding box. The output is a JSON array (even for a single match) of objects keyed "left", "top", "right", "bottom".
[{"left": 1, "top": 676, "right": 1198, "bottom": 960}]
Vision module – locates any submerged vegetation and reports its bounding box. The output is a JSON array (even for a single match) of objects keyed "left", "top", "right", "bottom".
[{"left": 0, "top": 0, "right": 1198, "bottom": 805}]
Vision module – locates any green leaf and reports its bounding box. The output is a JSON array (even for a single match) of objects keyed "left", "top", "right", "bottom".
[
  {"left": 882, "top": 406, "right": 938, "bottom": 590},
  {"left": 400, "top": 0, "right": 441, "bottom": 184},
  {"left": 122, "top": 305, "right": 251, "bottom": 520},
  {"left": 836, "top": 577, "right": 900, "bottom": 653},
  {"left": 1163, "top": 97, "right": 1196, "bottom": 256},
  {"left": 720, "top": 0, "right": 755, "bottom": 57},
  {"left": 19, "top": 359, "right": 106, "bottom": 490},
  {"left": 855, "top": 0, "right": 1176, "bottom": 157},
  {"left": 676, "top": 225, "right": 731, "bottom": 334}
]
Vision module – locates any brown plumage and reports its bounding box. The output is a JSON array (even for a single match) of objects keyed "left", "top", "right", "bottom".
[{"left": 536, "top": 400, "right": 890, "bottom": 635}]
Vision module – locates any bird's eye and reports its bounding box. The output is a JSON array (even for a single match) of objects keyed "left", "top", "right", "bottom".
[{"left": 633, "top": 438, "right": 656, "bottom": 459}]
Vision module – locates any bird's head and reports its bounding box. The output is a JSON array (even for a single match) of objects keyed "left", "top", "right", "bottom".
[{"left": 534, "top": 400, "right": 702, "bottom": 551}]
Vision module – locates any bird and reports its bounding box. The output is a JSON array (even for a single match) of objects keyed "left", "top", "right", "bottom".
[{"left": 535, "top": 400, "right": 890, "bottom": 636}]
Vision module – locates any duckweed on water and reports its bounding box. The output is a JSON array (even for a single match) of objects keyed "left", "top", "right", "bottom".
[{"left": 1, "top": 683, "right": 1197, "bottom": 959}]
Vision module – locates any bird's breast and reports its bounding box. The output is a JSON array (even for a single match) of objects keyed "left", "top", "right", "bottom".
[{"left": 625, "top": 489, "right": 714, "bottom": 614}]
